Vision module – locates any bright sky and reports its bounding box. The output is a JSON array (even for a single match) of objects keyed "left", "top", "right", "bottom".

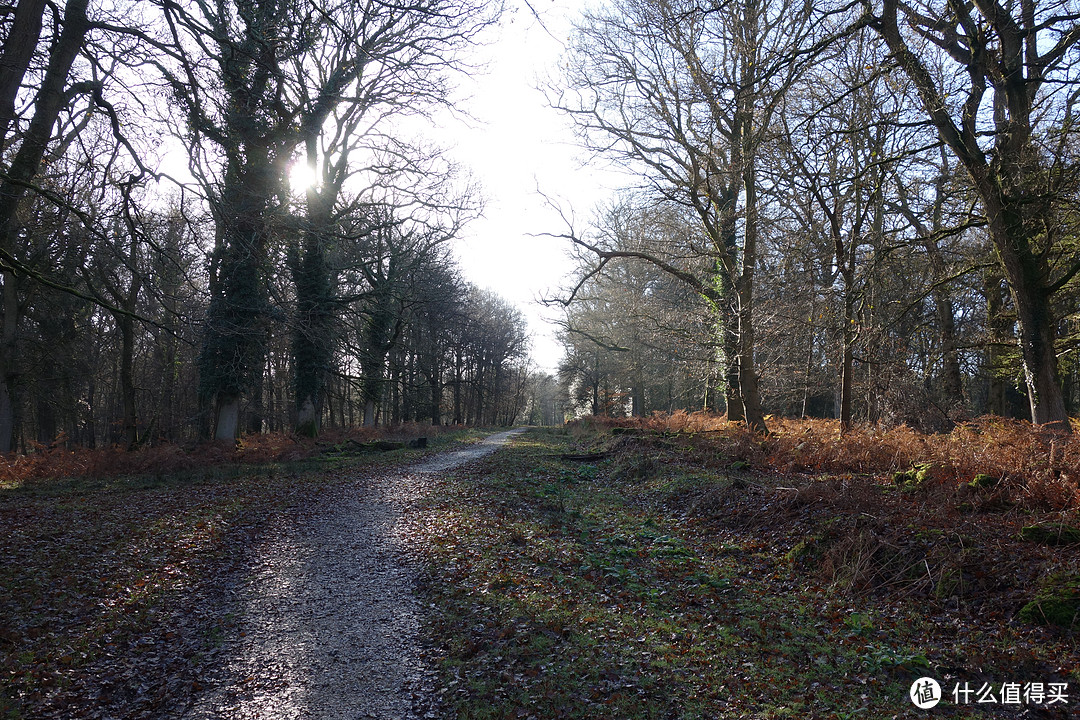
[{"left": 442, "top": 0, "right": 625, "bottom": 373}]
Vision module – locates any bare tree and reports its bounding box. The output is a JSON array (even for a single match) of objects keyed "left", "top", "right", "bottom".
[
  {"left": 147, "top": 0, "right": 493, "bottom": 439},
  {"left": 862, "top": 0, "right": 1080, "bottom": 430},
  {"left": 552, "top": 198, "right": 715, "bottom": 418},
  {"left": 550, "top": 0, "right": 829, "bottom": 432},
  {"left": 771, "top": 29, "right": 904, "bottom": 432},
  {"left": 291, "top": 135, "right": 480, "bottom": 434}
]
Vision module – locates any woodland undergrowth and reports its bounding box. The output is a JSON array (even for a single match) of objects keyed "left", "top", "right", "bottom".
[
  {"left": 2, "top": 417, "right": 1078, "bottom": 719},
  {"left": 0, "top": 423, "right": 450, "bottom": 489},
  {"left": 408, "top": 419, "right": 1079, "bottom": 719},
  {"left": 596, "top": 411, "right": 1080, "bottom": 511}
]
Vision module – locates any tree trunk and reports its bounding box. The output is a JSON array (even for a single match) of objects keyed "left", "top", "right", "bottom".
[
  {"left": 324, "top": 386, "right": 335, "bottom": 430},
  {"left": 83, "top": 373, "right": 95, "bottom": 449},
  {"left": 0, "top": 0, "right": 47, "bottom": 145},
  {"left": 875, "top": 0, "right": 1070, "bottom": 431},
  {"left": 801, "top": 304, "right": 816, "bottom": 418},
  {"left": 430, "top": 385, "right": 441, "bottom": 425},
  {"left": 1012, "top": 275, "right": 1067, "bottom": 427},
  {"left": 737, "top": 155, "right": 766, "bottom": 433},
  {"left": 985, "top": 195, "right": 1069, "bottom": 429},
  {"left": 591, "top": 354, "right": 600, "bottom": 416},
  {"left": 119, "top": 316, "right": 138, "bottom": 449},
  {"left": 839, "top": 299, "right": 855, "bottom": 433},
  {"left": 631, "top": 379, "right": 644, "bottom": 417},
  {"left": 474, "top": 359, "right": 486, "bottom": 425},
  {"left": 245, "top": 339, "right": 266, "bottom": 434},
  {"left": 297, "top": 397, "right": 320, "bottom": 437},
  {"left": 428, "top": 359, "right": 442, "bottom": 425},
  {"left": 37, "top": 394, "right": 56, "bottom": 445},
  {"left": 934, "top": 288, "right": 964, "bottom": 407},
  {"left": 921, "top": 156, "right": 964, "bottom": 408},
  {"left": 453, "top": 349, "right": 463, "bottom": 424},
  {"left": 712, "top": 272, "right": 742, "bottom": 422},
  {"left": 198, "top": 201, "right": 270, "bottom": 439},
  {"left": 490, "top": 365, "right": 502, "bottom": 425},
  {"left": 0, "top": 271, "right": 17, "bottom": 452},
  {"left": 215, "top": 394, "right": 240, "bottom": 441}
]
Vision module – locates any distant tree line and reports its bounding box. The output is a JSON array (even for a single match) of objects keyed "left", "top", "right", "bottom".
[
  {"left": 0, "top": 0, "right": 539, "bottom": 450},
  {"left": 548, "top": 0, "right": 1080, "bottom": 434}
]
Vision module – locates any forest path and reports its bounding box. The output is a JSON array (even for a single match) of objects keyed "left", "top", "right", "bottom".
[{"left": 182, "top": 427, "right": 528, "bottom": 720}]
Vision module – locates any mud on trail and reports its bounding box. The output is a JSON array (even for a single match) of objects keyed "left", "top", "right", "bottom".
[{"left": 181, "top": 428, "right": 527, "bottom": 720}]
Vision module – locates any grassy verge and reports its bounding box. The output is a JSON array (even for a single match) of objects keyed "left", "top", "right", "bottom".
[
  {"left": 0, "top": 426, "right": 481, "bottom": 720},
  {"left": 408, "top": 426, "right": 1078, "bottom": 719}
]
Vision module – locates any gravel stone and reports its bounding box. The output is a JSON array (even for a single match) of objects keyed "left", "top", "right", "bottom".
[{"left": 182, "top": 428, "right": 527, "bottom": 719}]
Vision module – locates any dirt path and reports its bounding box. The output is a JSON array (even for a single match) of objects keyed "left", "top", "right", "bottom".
[{"left": 181, "top": 428, "right": 528, "bottom": 720}]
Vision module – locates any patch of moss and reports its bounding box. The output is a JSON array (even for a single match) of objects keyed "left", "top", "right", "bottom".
[
  {"left": 785, "top": 522, "right": 846, "bottom": 567},
  {"left": 968, "top": 473, "right": 999, "bottom": 490},
  {"left": 1018, "top": 574, "right": 1080, "bottom": 628},
  {"left": 1019, "top": 523, "right": 1080, "bottom": 546},
  {"left": 785, "top": 536, "right": 823, "bottom": 565},
  {"left": 893, "top": 462, "right": 932, "bottom": 489}
]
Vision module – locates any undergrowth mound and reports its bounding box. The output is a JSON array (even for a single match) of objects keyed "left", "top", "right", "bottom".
[
  {"left": 0, "top": 423, "right": 456, "bottom": 488},
  {"left": 579, "top": 411, "right": 1080, "bottom": 511},
  {"left": 575, "top": 414, "right": 1080, "bottom": 628}
]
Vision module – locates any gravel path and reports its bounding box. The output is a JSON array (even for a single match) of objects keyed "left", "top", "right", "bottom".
[{"left": 182, "top": 428, "right": 528, "bottom": 720}]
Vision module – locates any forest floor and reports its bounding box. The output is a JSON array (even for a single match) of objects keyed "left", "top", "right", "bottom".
[
  {"left": 407, "top": 421, "right": 1079, "bottom": 719},
  {"left": 0, "top": 426, "right": 504, "bottom": 719},
  {"left": 2, "top": 419, "right": 1079, "bottom": 719}
]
